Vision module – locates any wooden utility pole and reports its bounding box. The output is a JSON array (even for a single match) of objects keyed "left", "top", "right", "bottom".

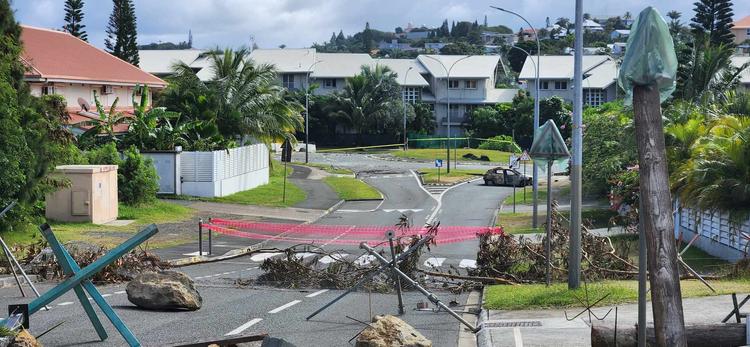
[{"left": 632, "top": 85, "right": 686, "bottom": 347}]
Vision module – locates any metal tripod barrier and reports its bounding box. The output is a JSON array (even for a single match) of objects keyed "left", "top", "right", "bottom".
[
  {"left": 306, "top": 233, "right": 436, "bottom": 320},
  {"left": 0, "top": 201, "right": 47, "bottom": 307},
  {"left": 361, "top": 243, "right": 479, "bottom": 333}
]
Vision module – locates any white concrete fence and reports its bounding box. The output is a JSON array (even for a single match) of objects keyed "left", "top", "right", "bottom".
[
  {"left": 143, "top": 144, "right": 269, "bottom": 198},
  {"left": 675, "top": 205, "right": 750, "bottom": 262}
]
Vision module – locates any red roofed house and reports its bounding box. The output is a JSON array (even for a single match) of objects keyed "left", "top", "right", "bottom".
[
  {"left": 19, "top": 25, "right": 167, "bottom": 135},
  {"left": 733, "top": 15, "right": 750, "bottom": 55}
]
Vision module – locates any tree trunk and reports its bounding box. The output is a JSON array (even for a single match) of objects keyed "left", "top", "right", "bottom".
[
  {"left": 632, "top": 85, "right": 686, "bottom": 346},
  {"left": 591, "top": 324, "right": 745, "bottom": 347}
]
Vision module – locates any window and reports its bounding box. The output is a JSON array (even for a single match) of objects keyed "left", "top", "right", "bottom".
[
  {"left": 448, "top": 80, "right": 460, "bottom": 89},
  {"left": 584, "top": 89, "right": 606, "bottom": 106},
  {"left": 41, "top": 85, "right": 56, "bottom": 95},
  {"left": 465, "top": 104, "right": 478, "bottom": 116},
  {"left": 464, "top": 80, "right": 477, "bottom": 89},
  {"left": 282, "top": 74, "right": 295, "bottom": 90},
  {"left": 449, "top": 104, "right": 460, "bottom": 118},
  {"left": 323, "top": 79, "right": 337, "bottom": 88},
  {"left": 540, "top": 81, "right": 549, "bottom": 90},
  {"left": 403, "top": 87, "right": 420, "bottom": 103},
  {"left": 747, "top": 28, "right": 750, "bottom": 36},
  {"left": 101, "top": 85, "right": 114, "bottom": 95},
  {"left": 554, "top": 81, "right": 568, "bottom": 90}
]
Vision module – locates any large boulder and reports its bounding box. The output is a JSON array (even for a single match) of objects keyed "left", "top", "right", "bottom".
[
  {"left": 10, "top": 330, "right": 41, "bottom": 347},
  {"left": 126, "top": 271, "right": 202, "bottom": 310},
  {"left": 356, "top": 315, "right": 432, "bottom": 347}
]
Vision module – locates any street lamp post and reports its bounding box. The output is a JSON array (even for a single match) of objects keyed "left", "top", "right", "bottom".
[
  {"left": 491, "top": 6, "right": 542, "bottom": 228},
  {"left": 421, "top": 55, "right": 472, "bottom": 173},
  {"left": 403, "top": 67, "right": 413, "bottom": 151},
  {"left": 305, "top": 60, "right": 323, "bottom": 163}
]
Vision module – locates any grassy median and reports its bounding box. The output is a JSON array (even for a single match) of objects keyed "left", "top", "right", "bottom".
[
  {"left": 392, "top": 148, "right": 511, "bottom": 163},
  {"left": 419, "top": 168, "right": 484, "bottom": 184},
  {"left": 211, "top": 161, "right": 306, "bottom": 207},
  {"left": 324, "top": 176, "right": 382, "bottom": 200}
]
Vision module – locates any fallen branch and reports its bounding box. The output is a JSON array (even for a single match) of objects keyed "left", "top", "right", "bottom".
[{"left": 419, "top": 269, "right": 518, "bottom": 285}]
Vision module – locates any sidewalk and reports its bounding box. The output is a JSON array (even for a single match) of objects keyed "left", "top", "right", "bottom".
[
  {"left": 183, "top": 201, "right": 328, "bottom": 223},
  {"left": 478, "top": 294, "right": 739, "bottom": 347}
]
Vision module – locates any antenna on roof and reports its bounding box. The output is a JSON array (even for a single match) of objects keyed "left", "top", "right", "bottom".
[{"left": 77, "top": 97, "right": 91, "bottom": 112}]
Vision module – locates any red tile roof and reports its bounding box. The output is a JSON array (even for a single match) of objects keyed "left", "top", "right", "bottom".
[
  {"left": 734, "top": 15, "right": 750, "bottom": 29},
  {"left": 20, "top": 25, "right": 166, "bottom": 88}
]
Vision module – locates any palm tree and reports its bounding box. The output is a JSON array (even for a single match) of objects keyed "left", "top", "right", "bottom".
[
  {"left": 207, "top": 48, "right": 303, "bottom": 144},
  {"left": 672, "top": 115, "right": 750, "bottom": 222},
  {"left": 77, "top": 90, "right": 129, "bottom": 144},
  {"left": 676, "top": 43, "right": 735, "bottom": 103},
  {"left": 328, "top": 64, "right": 400, "bottom": 142}
]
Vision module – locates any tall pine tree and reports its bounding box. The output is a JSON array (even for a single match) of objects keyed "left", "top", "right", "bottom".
[
  {"left": 690, "top": 0, "right": 735, "bottom": 47},
  {"left": 62, "top": 0, "right": 87, "bottom": 41},
  {"left": 361, "top": 22, "right": 373, "bottom": 52},
  {"left": 105, "top": 0, "right": 139, "bottom": 65}
]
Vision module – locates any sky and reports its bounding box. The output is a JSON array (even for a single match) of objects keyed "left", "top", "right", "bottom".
[{"left": 12, "top": 0, "right": 750, "bottom": 50}]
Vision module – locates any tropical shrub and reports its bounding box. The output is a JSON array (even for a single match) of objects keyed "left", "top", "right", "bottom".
[
  {"left": 117, "top": 146, "right": 159, "bottom": 205},
  {"left": 478, "top": 135, "right": 519, "bottom": 152}
]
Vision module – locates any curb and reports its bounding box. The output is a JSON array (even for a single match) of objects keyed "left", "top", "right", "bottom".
[
  {"left": 343, "top": 198, "right": 384, "bottom": 202},
  {"left": 475, "top": 287, "right": 492, "bottom": 347},
  {"left": 458, "top": 289, "right": 483, "bottom": 347},
  {"left": 166, "top": 199, "right": 346, "bottom": 267}
]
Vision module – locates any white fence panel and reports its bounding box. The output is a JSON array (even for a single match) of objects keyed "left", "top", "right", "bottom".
[
  {"left": 180, "top": 144, "right": 269, "bottom": 198},
  {"left": 676, "top": 206, "right": 750, "bottom": 262}
]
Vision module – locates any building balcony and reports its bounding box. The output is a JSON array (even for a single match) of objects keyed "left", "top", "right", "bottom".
[{"left": 441, "top": 116, "right": 467, "bottom": 126}]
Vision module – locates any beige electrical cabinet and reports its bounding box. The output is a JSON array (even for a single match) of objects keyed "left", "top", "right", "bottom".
[{"left": 45, "top": 165, "right": 118, "bottom": 224}]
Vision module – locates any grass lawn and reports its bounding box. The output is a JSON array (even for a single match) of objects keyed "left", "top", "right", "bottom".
[
  {"left": 502, "top": 187, "right": 547, "bottom": 205},
  {"left": 419, "top": 168, "right": 485, "bottom": 184},
  {"left": 3, "top": 199, "right": 195, "bottom": 249},
  {"left": 610, "top": 234, "right": 729, "bottom": 274},
  {"left": 391, "top": 148, "right": 511, "bottom": 163},
  {"left": 211, "top": 161, "right": 306, "bottom": 207},
  {"left": 485, "top": 279, "right": 750, "bottom": 310},
  {"left": 293, "top": 162, "right": 353, "bottom": 175},
  {"left": 324, "top": 176, "right": 382, "bottom": 200},
  {"left": 498, "top": 208, "right": 619, "bottom": 234}
]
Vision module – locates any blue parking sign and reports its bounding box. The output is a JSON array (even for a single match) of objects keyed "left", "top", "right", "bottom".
[{"left": 435, "top": 159, "right": 443, "bottom": 168}]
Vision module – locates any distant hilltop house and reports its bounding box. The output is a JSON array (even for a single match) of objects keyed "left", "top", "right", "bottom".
[
  {"left": 610, "top": 29, "right": 630, "bottom": 41},
  {"left": 733, "top": 15, "right": 750, "bottom": 54},
  {"left": 20, "top": 25, "right": 167, "bottom": 135},
  {"left": 139, "top": 48, "right": 518, "bottom": 136},
  {"left": 480, "top": 31, "right": 516, "bottom": 45},
  {"left": 518, "top": 55, "right": 619, "bottom": 107},
  {"left": 377, "top": 40, "right": 420, "bottom": 52}
]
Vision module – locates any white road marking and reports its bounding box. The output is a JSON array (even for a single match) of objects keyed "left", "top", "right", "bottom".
[
  {"left": 101, "top": 294, "right": 112, "bottom": 297},
  {"left": 114, "top": 291, "right": 126, "bottom": 294},
  {"left": 424, "top": 257, "right": 446, "bottom": 268},
  {"left": 459, "top": 259, "right": 477, "bottom": 269},
  {"left": 382, "top": 209, "right": 423, "bottom": 213},
  {"left": 222, "top": 272, "right": 231, "bottom": 275},
  {"left": 513, "top": 327, "right": 523, "bottom": 347},
  {"left": 268, "top": 300, "right": 301, "bottom": 313},
  {"left": 225, "top": 318, "right": 262, "bottom": 336},
  {"left": 321, "top": 226, "right": 355, "bottom": 247},
  {"left": 245, "top": 267, "right": 257, "bottom": 271},
  {"left": 182, "top": 251, "right": 210, "bottom": 256},
  {"left": 319, "top": 252, "right": 349, "bottom": 264},
  {"left": 354, "top": 255, "right": 376, "bottom": 266},
  {"left": 250, "top": 252, "right": 282, "bottom": 262},
  {"left": 194, "top": 276, "right": 205, "bottom": 279},
  {"left": 306, "top": 289, "right": 329, "bottom": 298},
  {"left": 294, "top": 252, "right": 317, "bottom": 260},
  {"left": 57, "top": 302, "right": 74, "bottom": 306}
]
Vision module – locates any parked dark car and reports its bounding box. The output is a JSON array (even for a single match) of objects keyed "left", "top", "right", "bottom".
[{"left": 483, "top": 166, "right": 532, "bottom": 187}]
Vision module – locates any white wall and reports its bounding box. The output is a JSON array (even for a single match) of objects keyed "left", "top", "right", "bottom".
[
  {"left": 180, "top": 144, "right": 270, "bottom": 198},
  {"left": 28, "top": 82, "right": 150, "bottom": 109},
  {"left": 676, "top": 206, "right": 750, "bottom": 262}
]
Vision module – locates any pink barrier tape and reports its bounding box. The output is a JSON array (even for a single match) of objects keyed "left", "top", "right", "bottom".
[{"left": 202, "top": 219, "right": 504, "bottom": 246}]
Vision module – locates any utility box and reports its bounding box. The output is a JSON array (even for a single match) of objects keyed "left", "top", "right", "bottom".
[{"left": 45, "top": 165, "right": 118, "bottom": 224}]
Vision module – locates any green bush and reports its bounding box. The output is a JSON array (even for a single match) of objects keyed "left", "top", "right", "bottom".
[
  {"left": 478, "top": 135, "right": 519, "bottom": 152},
  {"left": 86, "top": 142, "right": 120, "bottom": 165},
  {"left": 118, "top": 146, "right": 159, "bottom": 205}
]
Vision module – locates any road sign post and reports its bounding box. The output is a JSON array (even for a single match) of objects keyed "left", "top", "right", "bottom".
[
  {"left": 528, "top": 120, "right": 571, "bottom": 287},
  {"left": 509, "top": 155, "right": 519, "bottom": 213},
  {"left": 435, "top": 159, "right": 443, "bottom": 183}
]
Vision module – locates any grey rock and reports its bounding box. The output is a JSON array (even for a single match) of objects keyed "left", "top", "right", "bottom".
[
  {"left": 126, "top": 271, "right": 202, "bottom": 310},
  {"left": 356, "top": 315, "right": 432, "bottom": 347}
]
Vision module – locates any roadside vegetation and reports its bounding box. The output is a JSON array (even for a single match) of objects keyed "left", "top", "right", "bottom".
[
  {"left": 498, "top": 208, "right": 619, "bottom": 234},
  {"left": 211, "top": 161, "right": 306, "bottom": 207},
  {"left": 392, "top": 148, "right": 511, "bottom": 163},
  {"left": 418, "top": 168, "right": 484, "bottom": 184},
  {"left": 324, "top": 177, "right": 382, "bottom": 200}
]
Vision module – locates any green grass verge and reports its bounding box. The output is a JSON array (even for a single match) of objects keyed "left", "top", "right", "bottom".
[
  {"left": 502, "top": 187, "right": 547, "bottom": 205},
  {"left": 391, "top": 148, "right": 511, "bottom": 163},
  {"left": 211, "top": 161, "right": 306, "bottom": 207},
  {"left": 419, "top": 168, "right": 484, "bottom": 184},
  {"left": 498, "top": 209, "right": 619, "bottom": 233},
  {"left": 324, "top": 176, "right": 382, "bottom": 200},
  {"left": 293, "top": 162, "right": 353, "bottom": 175},
  {"left": 485, "top": 279, "right": 750, "bottom": 310},
  {"left": 3, "top": 200, "right": 195, "bottom": 248}
]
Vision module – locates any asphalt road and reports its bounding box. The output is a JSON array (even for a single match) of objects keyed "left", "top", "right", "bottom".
[{"left": 3, "top": 153, "right": 514, "bottom": 347}]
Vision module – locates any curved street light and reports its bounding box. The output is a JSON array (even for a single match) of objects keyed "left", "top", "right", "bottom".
[
  {"left": 421, "top": 54, "right": 473, "bottom": 172},
  {"left": 305, "top": 60, "right": 323, "bottom": 163},
  {"left": 491, "top": 5, "right": 542, "bottom": 228},
  {"left": 403, "top": 66, "right": 413, "bottom": 151}
]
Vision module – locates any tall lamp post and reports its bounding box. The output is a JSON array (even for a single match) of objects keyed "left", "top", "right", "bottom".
[
  {"left": 491, "top": 6, "right": 542, "bottom": 228},
  {"left": 421, "top": 55, "right": 472, "bottom": 172},
  {"left": 305, "top": 60, "right": 323, "bottom": 163},
  {"left": 403, "top": 66, "right": 413, "bottom": 151}
]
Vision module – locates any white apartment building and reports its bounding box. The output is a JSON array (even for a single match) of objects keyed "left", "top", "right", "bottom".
[
  {"left": 518, "top": 55, "right": 618, "bottom": 107},
  {"left": 139, "top": 48, "right": 518, "bottom": 136}
]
